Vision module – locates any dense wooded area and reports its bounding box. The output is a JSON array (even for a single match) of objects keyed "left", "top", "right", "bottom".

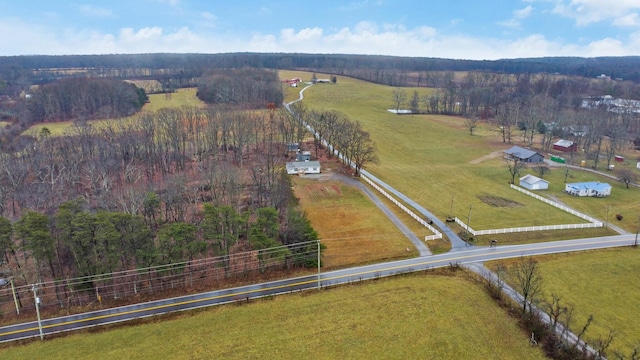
[
  {"left": 196, "top": 68, "right": 283, "bottom": 108},
  {"left": 28, "top": 78, "right": 147, "bottom": 122},
  {"left": 0, "top": 74, "right": 324, "bottom": 305}
]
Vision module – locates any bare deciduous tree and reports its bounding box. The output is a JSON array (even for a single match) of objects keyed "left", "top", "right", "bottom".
[
  {"left": 505, "top": 153, "right": 527, "bottom": 184},
  {"left": 618, "top": 168, "right": 637, "bottom": 188},
  {"left": 391, "top": 88, "right": 407, "bottom": 114},
  {"left": 410, "top": 90, "right": 420, "bottom": 115},
  {"left": 512, "top": 257, "right": 543, "bottom": 314},
  {"left": 464, "top": 114, "right": 478, "bottom": 135},
  {"left": 495, "top": 102, "right": 520, "bottom": 143}
]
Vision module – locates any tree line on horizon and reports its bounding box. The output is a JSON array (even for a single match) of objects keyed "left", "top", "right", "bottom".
[{"left": 2, "top": 53, "right": 640, "bottom": 98}]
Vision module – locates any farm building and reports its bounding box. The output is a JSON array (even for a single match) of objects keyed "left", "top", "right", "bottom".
[
  {"left": 296, "top": 151, "right": 312, "bottom": 162},
  {"left": 282, "top": 78, "right": 302, "bottom": 85},
  {"left": 553, "top": 139, "right": 577, "bottom": 152},
  {"left": 564, "top": 182, "right": 612, "bottom": 197},
  {"left": 504, "top": 146, "right": 545, "bottom": 164},
  {"left": 286, "top": 161, "right": 321, "bottom": 175},
  {"left": 519, "top": 174, "right": 549, "bottom": 190}
]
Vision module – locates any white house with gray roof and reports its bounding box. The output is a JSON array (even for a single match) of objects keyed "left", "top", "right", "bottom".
[{"left": 286, "top": 161, "right": 321, "bottom": 175}]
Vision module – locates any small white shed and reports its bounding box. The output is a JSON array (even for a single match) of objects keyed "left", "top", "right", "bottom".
[
  {"left": 286, "top": 161, "right": 321, "bottom": 175},
  {"left": 519, "top": 174, "right": 549, "bottom": 190}
]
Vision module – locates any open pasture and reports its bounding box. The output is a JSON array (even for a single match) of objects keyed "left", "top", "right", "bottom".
[
  {"left": 23, "top": 87, "right": 206, "bottom": 136},
  {"left": 0, "top": 272, "right": 546, "bottom": 360},
  {"left": 288, "top": 70, "right": 640, "bottom": 235},
  {"left": 142, "top": 87, "right": 205, "bottom": 112},
  {"left": 293, "top": 176, "right": 417, "bottom": 268},
  {"left": 488, "top": 247, "right": 640, "bottom": 355}
]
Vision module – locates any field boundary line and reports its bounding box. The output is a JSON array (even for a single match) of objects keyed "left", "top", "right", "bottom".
[{"left": 454, "top": 184, "right": 603, "bottom": 236}]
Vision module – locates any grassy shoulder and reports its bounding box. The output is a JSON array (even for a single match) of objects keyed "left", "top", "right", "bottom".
[
  {"left": 0, "top": 272, "right": 547, "bottom": 360},
  {"left": 487, "top": 247, "right": 640, "bottom": 354}
]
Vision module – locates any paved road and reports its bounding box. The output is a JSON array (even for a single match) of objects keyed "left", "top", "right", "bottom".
[{"left": 1, "top": 234, "right": 635, "bottom": 343}]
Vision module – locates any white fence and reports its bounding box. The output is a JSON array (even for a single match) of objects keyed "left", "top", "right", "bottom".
[
  {"left": 454, "top": 217, "right": 602, "bottom": 236},
  {"left": 509, "top": 184, "right": 603, "bottom": 224},
  {"left": 360, "top": 175, "right": 443, "bottom": 241},
  {"left": 454, "top": 185, "right": 603, "bottom": 236}
]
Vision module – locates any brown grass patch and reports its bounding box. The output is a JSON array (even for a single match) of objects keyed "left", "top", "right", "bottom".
[
  {"left": 469, "top": 150, "right": 504, "bottom": 164},
  {"left": 478, "top": 194, "right": 523, "bottom": 208},
  {"left": 294, "top": 177, "right": 415, "bottom": 269}
]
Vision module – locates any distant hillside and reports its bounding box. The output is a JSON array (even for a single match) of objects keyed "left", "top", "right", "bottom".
[{"left": 1, "top": 53, "right": 640, "bottom": 95}]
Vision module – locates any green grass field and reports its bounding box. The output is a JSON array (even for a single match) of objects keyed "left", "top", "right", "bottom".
[
  {"left": 142, "top": 87, "right": 205, "bottom": 112},
  {"left": 0, "top": 272, "right": 547, "bottom": 360},
  {"left": 488, "top": 247, "right": 640, "bottom": 355},
  {"left": 24, "top": 87, "right": 206, "bottom": 136},
  {"left": 281, "top": 70, "right": 640, "bottom": 235}
]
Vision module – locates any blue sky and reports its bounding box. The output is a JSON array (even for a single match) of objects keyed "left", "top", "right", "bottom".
[{"left": 2, "top": 0, "right": 640, "bottom": 59}]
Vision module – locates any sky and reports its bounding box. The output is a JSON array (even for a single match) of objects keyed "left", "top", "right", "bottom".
[{"left": 1, "top": 0, "right": 640, "bottom": 60}]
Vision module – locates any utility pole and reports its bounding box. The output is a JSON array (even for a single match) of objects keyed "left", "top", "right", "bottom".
[
  {"left": 10, "top": 278, "right": 19, "bottom": 315},
  {"left": 32, "top": 284, "right": 44, "bottom": 340},
  {"left": 465, "top": 205, "right": 473, "bottom": 244},
  {"left": 635, "top": 215, "right": 639, "bottom": 247},
  {"left": 449, "top": 196, "right": 454, "bottom": 219},
  {"left": 317, "top": 240, "right": 321, "bottom": 290}
]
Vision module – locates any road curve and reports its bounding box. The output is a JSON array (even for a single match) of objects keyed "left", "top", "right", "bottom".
[{"left": 1, "top": 234, "right": 635, "bottom": 343}]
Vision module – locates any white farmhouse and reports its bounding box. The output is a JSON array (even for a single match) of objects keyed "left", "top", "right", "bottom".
[{"left": 286, "top": 161, "right": 321, "bottom": 175}]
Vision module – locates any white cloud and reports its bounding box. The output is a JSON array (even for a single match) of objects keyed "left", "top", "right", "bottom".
[
  {"left": 198, "top": 12, "right": 218, "bottom": 29},
  {"left": 498, "top": 5, "right": 534, "bottom": 28},
  {"left": 551, "top": 0, "right": 640, "bottom": 26},
  {"left": 1, "top": 18, "right": 639, "bottom": 59},
  {"left": 498, "top": 19, "right": 521, "bottom": 28},
  {"left": 514, "top": 5, "right": 534, "bottom": 19},
  {"left": 612, "top": 13, "right": 640, "bottom": 27},
  {"left": 79, "top": 5, "right": 113, "bottom": 18},
  {"left": 280, "top": 27, "right": 324, "bottom": 43}
]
